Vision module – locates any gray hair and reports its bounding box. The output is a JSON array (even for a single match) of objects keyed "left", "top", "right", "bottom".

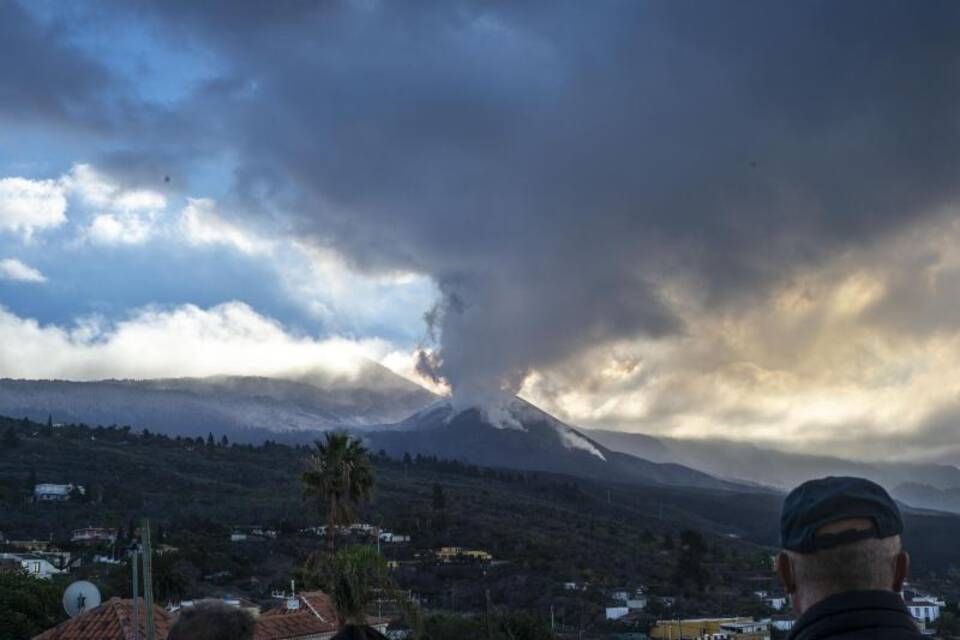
[
  {"left": 789, "top": 535, "right": 902, "bottom": 593},
  {"left": 168, "top": 601, "right": 255, "bottom": 640}
]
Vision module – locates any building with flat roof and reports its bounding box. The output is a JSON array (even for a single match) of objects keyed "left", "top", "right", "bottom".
[
  {"left": 650, "top": 617, "right": 770, "bottom": 640},
  {"left": 34, "top": 483, "right": 84, "bottom": 502}
]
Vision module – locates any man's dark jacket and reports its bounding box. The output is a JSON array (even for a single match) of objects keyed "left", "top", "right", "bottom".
[{"left": 788, "top": 591, "right": 922, "bottom": 640}]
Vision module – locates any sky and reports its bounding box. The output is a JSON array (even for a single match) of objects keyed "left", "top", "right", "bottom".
[{"left": 3, "top": 0, "right": 960, "bottom": 461}]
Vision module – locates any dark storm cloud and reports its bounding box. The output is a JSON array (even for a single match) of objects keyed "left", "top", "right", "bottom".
[
  {"left": 0, "top": 1, "right": 113, "bottom": 127},
  {"left": 25, "top": 1, "right": 960, "bottom": 402}
]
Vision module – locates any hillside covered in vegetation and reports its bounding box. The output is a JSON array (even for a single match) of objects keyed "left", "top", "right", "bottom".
[{"left": 4, "top": 415, "right": 960, "bottom": 637}]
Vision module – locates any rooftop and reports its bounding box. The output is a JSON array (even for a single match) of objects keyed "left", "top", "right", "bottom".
[
  {"left": 254, "top": 614, "right": 338, "bottom": 640},
  {"left": 32, "top": 597, "right": 172, "bottom": 640},
  {"left": 262, "top": 591, "right": 338, "bottom": 623}
]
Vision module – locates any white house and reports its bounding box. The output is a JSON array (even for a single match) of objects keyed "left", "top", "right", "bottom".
[
  {"left": 350, "top": 523, "right": 376, "bottom": 533},
  {"left": 610, "top": 590, "right": 630, "bottom": 602},
  {"left": 72, "top": 527, "right": 118, "bottom": 544},
  {"left": 34, "top": 483, "right": 84, "bottom": 502},
  {"left": 755, "top": 591, "right": 787, "bottom": 611},
  {"left": 605, "top": 606, "right": 629, "bottom": 620},
  {"left": 0, "top": 552, "right": 63, "bottom": 579},
  {"left": 719, "top": 620, "right": 771, "bottom": 637},
  {"left": 771, "top": 617, "right": 794, "bottom": 632},
  {"left": 905, "top": 596, "right": 945, "bottom": 624},
  {"left": 626, "top": 597, "right": 647, "bottom": 611},
  {"left": 230, "top": 526, "right": 278, "bottom": 542},
  {"left": 379, "top": 532, "right": 411, "bottom": 543}
]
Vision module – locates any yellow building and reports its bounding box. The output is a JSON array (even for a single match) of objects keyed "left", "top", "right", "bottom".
[
  {"left": 650, "top": 617, "right": 770, "bottom": 640},
  {"left": 435, "top": 547, "right": 493, "bottom": 563},
  {"left": 436, "top": 546, "right": 463, "bottom": 562}
]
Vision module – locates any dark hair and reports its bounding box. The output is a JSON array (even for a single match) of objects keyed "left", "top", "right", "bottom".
[
  {"left": 331, "top": 624, "right": 389, "bottom": 640},
  {"left": 168, "top": 601, "right": 255, "bottom": 640}
]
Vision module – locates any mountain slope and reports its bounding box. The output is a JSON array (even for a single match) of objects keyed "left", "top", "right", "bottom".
[
  {"left": 0, "top": 364, "right": 434, "bottom": 443},
  {"left": 366, "top": 399, "right": 745, "bottom": 491},
  {"left": 586, "top": 428, "right": 960, "bottom": 506}
]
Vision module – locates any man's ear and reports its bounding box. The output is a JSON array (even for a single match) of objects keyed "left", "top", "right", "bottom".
[
  {"left": 893, "top": 551, "right": 909, "bottom": 592},
  {"left": 776, "top": 551, "right": 796, "bottom": 594}
]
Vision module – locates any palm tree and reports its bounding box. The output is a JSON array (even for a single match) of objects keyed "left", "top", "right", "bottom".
[
  {"left": 302, "top": 432, "right": 375, "bottom": 555},
  {"left": 329, "top": 545, "right": 421, "bottom": 640},
  {"left": 331, "top": 545, "right": 385, "bottom": 625}
]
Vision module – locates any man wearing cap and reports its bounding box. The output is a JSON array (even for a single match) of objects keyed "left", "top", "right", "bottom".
[{"left": 777, "top": 476, "right": 921, "bottom": 640}]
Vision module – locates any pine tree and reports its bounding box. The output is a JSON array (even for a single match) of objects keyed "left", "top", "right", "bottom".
[
  {"left": 432, "top": 483, "right": 448, "bottom": 531},
  {"left": 662, "top": 533, "right": 674, "bottom": 550},
  {"left": 40, "top": 414, "right": 53, "bottom": 437},
  {"left": 24, "top": 468, "right": 37, "bottom": 498},
  {"left": 220, "top": 434, "right": 229, "bottom": 447},
  {"left": 432, "top": 483, "right": 446, "bottom": 512},
  {"left": 2, "top": 426, "right": 20, "bottom": 449}
]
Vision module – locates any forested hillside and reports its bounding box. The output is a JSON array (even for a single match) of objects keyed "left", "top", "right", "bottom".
[{"left": 3, "top": 415, "right": 960, "bottom": 630}]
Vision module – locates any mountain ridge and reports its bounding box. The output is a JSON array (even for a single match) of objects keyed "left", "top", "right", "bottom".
[
  {"left": 585, "top": 428, "right": 960, "bottom": 511},
  {"left": 0, "top": 366, "right": 434, "bottom": 443},
  {"left": 365, "top": 398, "right": 750, "bottom": 492}
]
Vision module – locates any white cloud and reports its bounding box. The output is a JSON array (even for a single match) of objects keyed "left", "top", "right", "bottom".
[
  {"left": 63, "top": 164, "right": 166, "bottom": 212},
  {"left": 180, "top": 198, "right": 273, "bottom": 254},
  {"left": 84, "top": 212, "right": 157, "bottom": 245},
  {"left": 64, "top": 164, "right": 167, "bottom": 246},
  {"left": 0, "top": 177, "right": 68, "bottom": 238},
  {"left": 0, "top": 258, "right": 47, "bottom": 283},
  {"left": 0, "top": 301, "right": 408, "bottom": 381},
  {"left": 277, "top": 241, "right": 437, "bottom": 336}
]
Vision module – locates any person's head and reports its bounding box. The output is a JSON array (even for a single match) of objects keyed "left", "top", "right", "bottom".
[
  {"left": 167, "top": 601, "right": 255, "bottom": 640},
  {"left": 331, "top": 624, "right": 390, "bottom": 640},
  {"left": 775, "top": 476, "right": 910, "bottom": 616}
]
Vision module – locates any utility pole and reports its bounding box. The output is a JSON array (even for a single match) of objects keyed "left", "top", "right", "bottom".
[
  {"left": 141, "top": 519, "right": 156, "bottom": 640},
  {"left": 577, "top": 593, "right": 584, "bottom": 640},
  {"left": 485, "top": 589, "right": 494, "bottom": 640},
  {"left": 131, "top": 545, "right": 140, "bottom": 640}
]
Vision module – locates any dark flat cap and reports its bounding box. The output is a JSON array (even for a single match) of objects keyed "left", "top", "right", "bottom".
[{"left": 781, "top": 476, "right": 903, "bottom": 554}]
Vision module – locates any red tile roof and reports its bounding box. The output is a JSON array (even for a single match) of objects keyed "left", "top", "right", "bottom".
[
  {"left": 33, "top": 598, "right": 172, "bottom": 640},
  {"left": 257, "top": 591, "right": 341, "bottom": 639},
  {"left": 261, "top": 591, "right": 338, "bottom": 623},
  {"left": 257, "top": 591, "right": 390, "bottom": 640},
  {"left": 254, "top": 614, "right": 338, "bottom": 640}
]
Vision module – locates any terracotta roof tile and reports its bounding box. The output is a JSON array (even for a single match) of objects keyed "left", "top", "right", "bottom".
[
  {"left": 254, "top": 613, "right": 337, "bottom": 639},
  {"left": 33, "top": 598, "right": 172, "bottom": 640},
  {"left": 261, "top": 591, "right": 338, "bottom": 623}
]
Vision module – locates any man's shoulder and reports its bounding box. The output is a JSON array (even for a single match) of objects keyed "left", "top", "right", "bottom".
[
  {"left": 789, "top": 591, "right": 923, "bottom": 640},
  {"left": 815, "top": 627, "right": 924, "bottom": 640}
]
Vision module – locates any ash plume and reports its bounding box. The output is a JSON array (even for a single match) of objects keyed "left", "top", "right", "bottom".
[{"left": 15, "top": 0, "right": 960, "bottom": 411}]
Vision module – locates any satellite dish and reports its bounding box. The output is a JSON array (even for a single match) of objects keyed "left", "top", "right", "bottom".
[{"left": 63, "top": 580, "right": 101, "bottom": 617}]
